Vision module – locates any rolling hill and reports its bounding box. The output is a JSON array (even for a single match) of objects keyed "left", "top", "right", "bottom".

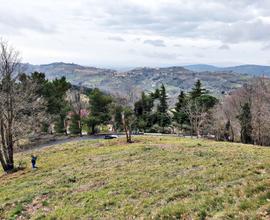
[
  {"left": 23, "top": 62, "right": 252, "bottom": 103},
  {"left": 184, "top": 64, "right": 270, "bottom": 76},
  {"left": 1, "top": 136, "right": 270, "bottom": 219}
]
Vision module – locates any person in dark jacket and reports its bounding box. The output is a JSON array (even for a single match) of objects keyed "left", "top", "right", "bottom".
[{"left": 31, "top": 155, "right": 38, "bottom": 169}]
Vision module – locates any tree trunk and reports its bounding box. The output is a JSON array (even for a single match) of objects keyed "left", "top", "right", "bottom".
[
  {"left": 0, "top": 118, "right": 14, "bottom": 172},
  {"left": 127, "top": 128, "right": 132, "bottom": 143},
  {"left": 91, "top": 124, "right": 95, "bottom": 135},
  {"left": 123, "top": 125, "right": 130, "bottom": 143},
  {"left": 0, "top": 143, "right": 14, "bottom": 172},
  {"left": 122, "top": 115, "right": 132, "bottom": 143},
  {"left": 64, "top": 119, "right": 68, "bottom": 135},
  {"left": 196, "top": 129, "right": 200, "bottom": 138},
  {"left": 78, "top": 119, "right": 82, "bottom": 137},
  {"left": 0, "top": 151, "right": 7, "bottom": 171}
]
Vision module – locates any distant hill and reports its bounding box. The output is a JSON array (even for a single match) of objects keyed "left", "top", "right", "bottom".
[
  {"left": 184, "top": 64, "right": 270, "bottom": 76},
  {"left": 22, "top": 62, "right": 116, "bottom": 82},
  {"left": 22, "top": 62, "right": 253, "bottom": 103},
  {"left": 184, "top": 64, "right": 220, "bottom": 72}
]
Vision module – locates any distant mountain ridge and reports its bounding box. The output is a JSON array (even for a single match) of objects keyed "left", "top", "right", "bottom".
[
  {"left": 184, "top": 64, "right": 270, "bottom": 76},
  {"left": 22, "top": 62, "right": 116, "bottom": 80},
  {"left": 22, "top": 62, "right": 254, "bottom": 104}
]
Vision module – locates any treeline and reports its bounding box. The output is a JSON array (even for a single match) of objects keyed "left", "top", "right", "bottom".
[
  {"left": 132, "top": 81, "right": 218, "bottom": 135},
  {"left": 213, "top": 77, "right": 270, "bottom": 146},
  {"left": 21, "top": 70, "right": 259, "bottom": 145},
  {"left": 23, "top": 71, "right": 270, "bottom": 149},
  {"left": 22, "top": 71, "right": 219, "bottom": 140}
]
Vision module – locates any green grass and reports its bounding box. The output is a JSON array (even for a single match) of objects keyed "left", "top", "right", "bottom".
[{"left": 0, "top": 136, "right": 270, "bottom": 219}]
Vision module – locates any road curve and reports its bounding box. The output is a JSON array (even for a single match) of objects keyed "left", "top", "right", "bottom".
[{"left": 22, "top": 135, "right": 118, "bottom": 153}]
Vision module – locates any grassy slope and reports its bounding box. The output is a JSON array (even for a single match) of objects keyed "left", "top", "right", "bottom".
[{"left": 0, "top": 136, "right": 270, "bottom": 219}]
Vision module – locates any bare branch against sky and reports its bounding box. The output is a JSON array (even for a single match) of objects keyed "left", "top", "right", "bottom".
[{"left": 1, "top": 0, "right": 270, "bottom": 67}]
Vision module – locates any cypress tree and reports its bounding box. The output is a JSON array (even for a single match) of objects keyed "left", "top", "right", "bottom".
[
  {"left": 157, "top": 84, "right": 171, "bottom": 132},
  {"left": 158, "top": 84, "right": 168, "bottom": 113}
]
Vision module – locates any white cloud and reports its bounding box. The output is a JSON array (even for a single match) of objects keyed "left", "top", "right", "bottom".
[
  {"left": 0, "top": 0, "right": 269, "bottom": 67},
  {"left": 219, "top": 44, "right": 230, "bottom": 50},
  {"left": 143, "top": 39, "right": 166, "bottom": 47},
  {"left": 107, "top": 36, "right": 125, "bottom": 42}
]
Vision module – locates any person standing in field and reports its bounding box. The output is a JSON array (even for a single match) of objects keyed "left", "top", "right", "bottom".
[{"left": 31, "top": 155, "right": 38, "bottom": 169}]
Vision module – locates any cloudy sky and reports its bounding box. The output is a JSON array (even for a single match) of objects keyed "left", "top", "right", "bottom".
[{"left": 1, "top": 0, "right": 270, "bottom": 68}]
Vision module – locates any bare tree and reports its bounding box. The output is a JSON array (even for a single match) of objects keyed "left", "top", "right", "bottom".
[
  {"left": 250, "top": 78, "right": 270, "bottom": 145},
  {"left": 121, "top": 107, "right": 135, "bottom": 143},
  {"left": 212, "top": 103, "right": 227, "bottom": 140},
  {"left": 67, "top": 87, "right": 88, "bottom": 136},
  {"left": 212, "top": 96, "right": 239, "bottom": 142},
  {"left": 0, "top": 40, "right": 45, "bottom": 172},
  {"left": 184, "top": 100, "right": 208, "bottom": 138},
  {"left": 213, "top": 78, "right": 270, "bottom": 146}
]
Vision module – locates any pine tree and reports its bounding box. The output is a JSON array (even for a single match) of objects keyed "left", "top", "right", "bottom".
[
  {"left": 54, "top": 115, "right": 66, "bottom": 133},
  {"left": 175, "top": 91, "right": 187, "bottom": 112},
  {"left": 151, "top": 88, "right": 160, "bottom": 99},
  {"left": 190, "top": 80, "right": 206, "bottom": 99},
  {"left": 112, "top": 104, "right": 123, "bottom": 132},
  {"left": 157, "top": 84, "right": 171, "bottom": 132},
  {"left": 134, "top": 92, "right": 154, "bottom": 131},
  {"left": 173, "top": 91, "right": 188, "bottom": 129},
  {"left": 238, "top": 103, "right": 253, "bottom": 144},
  {"left": 43, "top": 77, "right": 71, "bottom": 134},
  {"left": 87, "top": 88, "right": 113, "bottom": 134},
  {"left": 158, "top": 84, "right": 168, "bottom": 113}
]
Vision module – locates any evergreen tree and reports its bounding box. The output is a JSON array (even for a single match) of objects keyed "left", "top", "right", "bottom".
[
  {"left": 43, "top": 77, "right": 71, "bottom": 115},
  {"left": 111, "top": 104, "right": 123, "bottom": 132},
  {"left": 196, "top": 94, "right": 218, "bottom": 109},
  {"left": 190, "top": 80, "right": 206, "bottom": 99},
  {"left": 175, "top": 91, "right": 187, "bottom": 112},
  {"left": 20, "top": 73, "right": 71, "bottom": 134},
  {"left": 173, "top": 91, "right": 188, "bottom": 129},
  {"left": 157, "top": 84, "right": 171, "bottom": 132},
  {"left": 87, "top": 88, "right": 113, "bottom": 134},
  {"left": 31, "top": 72, "right": 47, "bottom": 95},
  {"left": 54, "top": 115, "right": 65, "bottom": 133},
  {"left": 43, "top": 77, "right": 71, "bottom": 133},
  {"left": 158, "top": 84, "right": 168, "bottom": 113},
  {"left": 158, "top": 113, "right": 171, "bottom": 132},
  {"left": 151, "top": 88, "right": 160, "bottom": 99},
  {"left": 185, "top": 81, "right": 218, "bottom": 136},
  {"left": 238, "top": 102, "right": 253, "bottom": 144},
  {"left": 114, "top": 106, "right": 123, "bottom": 131},
  {"left": 134, "top": 92, "right": 154, "bottom": 131},
  {"left": 69, "top": 113, "right": 81, "bottom": 134}
]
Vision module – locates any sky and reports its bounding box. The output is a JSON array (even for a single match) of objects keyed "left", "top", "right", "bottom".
[{"left": 1, "top": 0, "right": 270, "bottom": 68}]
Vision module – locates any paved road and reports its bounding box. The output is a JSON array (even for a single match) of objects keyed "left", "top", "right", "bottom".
[
  {"left": 23, "top": 135, "right": 121, "bottom": 153},
  {"left": 22, "top": 133, "right": 198, "bottom": 153}
]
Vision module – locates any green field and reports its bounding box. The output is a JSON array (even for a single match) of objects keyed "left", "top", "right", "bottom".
[{"left": 0, "top": 136, "right": 270, "bottom": 219}]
